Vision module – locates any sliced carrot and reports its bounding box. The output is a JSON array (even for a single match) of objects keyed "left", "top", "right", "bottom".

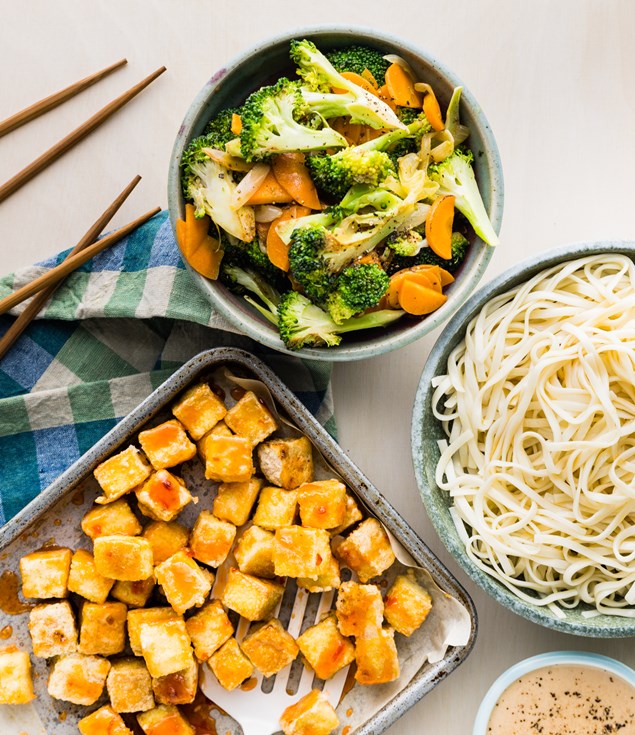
[
  {"left": 330, "top": 117, "right": 362, "bottom": 145},
  {"left": 361, "top": 68, "right": 378, "bottom": 88},
  {"left": 246, "top": 170, "right": 294, "bottom": 205},
  {"left": 272, "top": 153, "right": 321, "bottom": 210},
  {"left": 438, "top": 267, "right": 455, "bottom": 287},
  {"left": 266, "top": 205, "right": 312, "bottom": 272},
  {"left": 184, "top": 202, "right": 209, "bottom": 251},
  {"left": 333, "top": 71, "right": 379, "bottom": 96},
  {"left": 385, "top": 63, "right": 422, "bottom": 109},
  {"left": 378, "top": 85, "right": 398, "bottom": 112},
  {"left": 403, "top": 266, "right": 443, "bottom": 293},
  {"left": 231, "top": 113, "right": 242, "bottom": 135},
  {"left": 398, "top": 279, "right": 447, "bottom": 315},
  {"left": 426, "top": 195, "right": 455, "bottom": 260},
  {"left": 384, "top": 265, "right": 445, "bottom": 308},
  {"left": 175, "top": 207, "right": 223, "bottom": 280},
  {"left": 423, "top": 90, "right": 444, "bottom": 131}
]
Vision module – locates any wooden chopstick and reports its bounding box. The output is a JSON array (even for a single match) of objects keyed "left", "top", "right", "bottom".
[
  {"left": 0, "top": 175, "right": 142, "bottom": 361},
  {"left": 0, "top": 66, "right": 166, "bottom": 205},
  {"left": 0, "top": 58, "right": 127, "bottom": 139},
  {"left": 0, "top": 205, "right": 161, "bottom": 317}
]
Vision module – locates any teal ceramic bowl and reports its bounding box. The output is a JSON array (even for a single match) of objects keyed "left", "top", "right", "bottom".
[
  {"left": 167, "top": 25, "right": 504, "bottom": 361},
  {"left": 412, "top": 241, "right": 635, "bottom": 636}
]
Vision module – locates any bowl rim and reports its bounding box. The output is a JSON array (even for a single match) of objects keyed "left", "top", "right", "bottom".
[
  {"left": 167, "top": 23, "right": 504, "bottom": 362},
  {"left": 412, "top": 240, "right": 635, "bottom": 636},
  {"left": 472, "top": 651, "right": 635, "bottom": 735}
]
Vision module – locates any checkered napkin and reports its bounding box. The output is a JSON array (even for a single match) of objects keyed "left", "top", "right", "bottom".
[{"left": 0, "top": 211, "right": 335, "bottom": 524}]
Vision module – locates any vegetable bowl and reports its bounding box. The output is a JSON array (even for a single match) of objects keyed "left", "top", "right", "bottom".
[{"left": 167, "top": 26, "right": 504, "bottom": 360}]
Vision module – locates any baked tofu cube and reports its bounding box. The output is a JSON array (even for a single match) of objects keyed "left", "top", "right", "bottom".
[
  {"left": 297, "top": 555, "right": 341, "bottom": 593},
  {"left": 335, "top": 518, "right": 396, "bottom": 583},
  {"left": 190, "top": 511, "right": 236, "bottom": 568},
  {"left": 68, "top": 549, "right": 115, "bottom": 604},
  {"left": 143, "top": 520, "right": 190, "bottom": 564},
  {"left": 208, "top": 637, "right": 254, "bottom": 691},
  {"left": 79, "top": 601, "right": 127, "bottom": 656},
  {"left": 185, "top": 601, "right": 234, "bottom": 662},
  {"left": 331, "top": 493, "right": 363, "bottom": 537},
  {"left": 241, "top": 619, "right": 298, "bottom": 677},
  {"left": 257, "top": 436, "right": 313, "bottom": 489},
  {"left": 154, "top": 551, "right": 213, "bottom": 615},
  {"left": 93, "top": 535, "right": 154, "bottom": 581},
  {"left": 47, "top": 653, "right": 110, "bottom": 705},
  {"left": 224, "top": 390, "right": 278, "bottom": 446},
  {"left": 138, "top": 420, "right": 196, "bottom": 470},
  {"left": 213, "top": 477, "right": 263, "bottom": 526},
  {"left": 280, "top": 689, "right": 339, "bottom": 735},
  {"left": 136, "top": 470, "right": 195, "bottom": 522},
  {"left": 94, "top": 446, "right": 151, "bottom": 503},
  {"left": 20, "top": 547, "right": 72, "bottom": 599},
  {"left": 220, "top": 568, "right": 284, "bottom": 621},
  {"left": 234, "top": 525, "right": 275, "bottom": 578},
  {"left": 112, "top": 577, "right": 156, "bottom": 608},
  {"left": 172, "top": 383, "right": 227, "bottom": 440},
  {"left": 137, "top": 705, "right": 194, "bottom": 735},
  {"left": 128, "top": 608, "right": 179, "bottom": 656},
  {"left": 0, "top": 648, "right": 35, "bottom": 704},
  {"left": 335, "top": 581, "right": 384, "bottom": 637},
  {"left": 253, "top": 485, "right": 298, "bottom": 530},
  {"left": 139, "top": 617, "right": 193, "bottom": 678},
  {"left": 384, "top": 572, "right": 432, "bottom": 636},
  {"left": 106, "top": 658, "right": 154, "bottom": 713},
  {"left": 297, "top": 480, "right": 347, "bottom": 529},
  {"left": 81, "top": 499, "right": 142, "bottom": 539},
  {"left": 28, "top": 601, "right": 78, "bottom": 657},
  {"left": 78, "top": 705, "right": 133, "bottom": 735},
  {"left": 273, "top": 526, "right": 332, "bottom": 580},
  {"left": 152, "top": 657, "right": 198, "bottom": 704},
  {"left": 296, "top": 614, "right": 355, "bottom": 680},
  {"left": 197, "top": 422, "right": 233, "bottom": 462},
  {"left": 203, "top": 434, "right": 254, "bottom": 483},
  {"left": 354, "top": 626, "right": 400, "bottom": 685}
]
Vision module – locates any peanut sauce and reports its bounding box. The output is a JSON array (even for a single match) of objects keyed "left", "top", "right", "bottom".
[{"left": 0, "top": 571, "right": 34, "bottom": 614}]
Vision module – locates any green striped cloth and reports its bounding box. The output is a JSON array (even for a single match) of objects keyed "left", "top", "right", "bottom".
[{"left": 0, "top": 211, "right": 334, "bottom": 524}]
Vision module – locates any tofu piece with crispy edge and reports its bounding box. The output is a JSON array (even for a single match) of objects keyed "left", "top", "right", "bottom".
[
  {"left": 185, "top": 600, "right": 234, "bottom": 662},
  {"left": 354, "top": 626, "right": 400, "bottom": 685},
  {"left": 330, "top": 493, "right": 363, "bottom": 537},
  {"left": 139, "top": 618, "right": 193, "bottom": 678},
  {"left": 197, "top": 421, "right": 233, "bottom": 462},
  {"left": 0, "top": 648, "right": 35, "bottom": 704},
  {"left": 280, "top": 689, "right": 339, "bottom": 735},
  {"left": 20, "top": 547, "right": 72, "bottom": 599},
  {"left": 297, "top": 555, "right": 341, "bottom": 593},
  {"left": 257, "top": 436, "right": 313, "bottom": 489},
  {"left": 138, "top": 420, "right": 196, "bottom": 471},
  {"left": 79, "top": 601, "right": 127, "bottom": 656},
  {"left": 68, "top": 549, "right": 115, "bottom": 604},
  {"left": 93, "top": 535, "right": 154, "bottom": 581},
  {"left": 94, "top": 446, "right": 151, "bottom": 504},
  {"left": 128, "top": 608, "right": 179, "bottom": 656},
  {"left": 189, "top": 511, "right": 236, "bottom": 568},
  {"left": 241, "top": 619, "right": 299, "bottom": 677},
  {"left": 234, "top": 525, "right": 275, "bottom": 578},
  {"left": 78, "top": 705, "right": 133, "bottom": 735},
  {"left": 143, "top": 521, "right": 190, "bottom": 564},
  {"left": 203, "top": 434, "right": 254, "bottom": 483},
  {"left": 273, "top": 526, "right": 332, "bottom": 580},
  {"left": 137, "top": 704, "right": 195, "bottom": 735},
  {"left": 112, "top": 577, "right": 156, "bottom": 608},
  {"left": 334, "top": 518, "right": 396, "bottom": 583},
  {"left": 208, "top": 637, "right": 254, "bottom": 691},
  {"left": 28, "top": 601, "right": 78, "bottom": 658},
  {"left": 384, "top": 572, "right": 432, "bottom": 636},
  {"left": 154, "top": 550, "right": 213, "bottom": 615},
  {"left": 297, "top": 480, "right": 347, "bottom": 529},
  {"left": 224, "top": 390, "right": 278, "bottom": 446},
  {"left": 213, "top": 477, "right": 263, "bottom": 526},
  {"left": 81, "top": 499, "right": 142, "bottom": 539},
  {"left": 47, "top": 653, "right": 111, "bottom": 705},
  {"left": 252, "top": 485, "right": 298, "bottom": 530},
  {"left": 296, "top": 614, "right": 355, "bottom": 680},
  {"left": 106, "top": 658, "right": 154, "bottom": 713},
  {"left": 335, "top": 581, "right": 384, "bottom": 638},
  {"left": 220, "top": 568, "right": 284, "bottom": 621},
  {"left": 172, "top": 382, "right": 227, "bottom": 440},
  {"left": 135, "top": 470, "right": 195, "bottom": 522},
  {"left": 152, "top": 657, "right": 198, "bottom": 705}
]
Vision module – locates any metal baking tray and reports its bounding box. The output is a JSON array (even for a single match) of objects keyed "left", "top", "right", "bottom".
[{"left": 0, "top": 347, "right": 476, "bottom": 735}]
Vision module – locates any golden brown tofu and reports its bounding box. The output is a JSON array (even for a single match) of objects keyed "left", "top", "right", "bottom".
[
  {"left": 106, "top": 658, "right": 155, "bottom": 713},
  {"left": 185, "top": 600, "right": 234, "bottom": 662},
  {"left": 137, "top": 704, "right": 195, "bottom": 735},
  {"left": 273, "top": 526, "right": 332, "bottom": 580},
  {"left": 297, "top": 479, "right": 347, "bottom": 529},
  {"left": 28, "top": 600, "right": 78, "bottom": 658},
  {"left": 354, "top": 626, "right": 400, "bottom": 685},
  {"left": 68, "top": 549, "right": 115, "bottom": 604},
  {"left": 136, "top": 470, "right": 195, "bottom": 522},
  {"left": 0, "top": 648, "right": 35, "bottom": 704},
  {"left": 241, "top": 619, "right": 299, "bottom": 677},
  {"left": 128, "top": 608, "right": 179, "bottom": 656},
  {"left": 189, "top": 511, "right": 236, "bottom": 568},
  {"left": 112, "top": 577, "right": 156, "bottom": 608},
  {"left": 234, "top": 524, "right": 275, "bottom": 578},
  {"left": 152, "top": 657, "right": 198, "bottom": 705},
  {"left": 93, "top": 535, "right": 154, "bottom": 581},
  {"left": 94, "top": 446, "right": 152, "bottom": 504},
  {"left": 197, "top": 421, "right": 233, "bottom": 462},
  {"left": 297, "top": 555, "right": 341, "bottom": 593},
  {"left": 138, "top": 420, "right": 196, "bottom": 470},
  {"left": 257, "top": 436, "right": 314, "bottom": 489},
  {"left": 224, "top": 390, "right": 278, "bottom": 446},
  {"left": 81, "top": 499, "right": 142, "bottom": 539},
  {"left": 203, "top": 434, "right": 254, "bottom": 483},
  {"left": 47, "top": 653, "right": 111, "bottom": 705},
  {"left": 139, "top": 617, "right": 193, "bottom": 678},
  {"left": 335, "top": 581, "right": 384, "bottom": 637},
  {"left": 252, "top": 485, "right": 298, "bottom": 530},
  {"left": 78, "top": 705, "right": 133, "bottom": 735},
  {"left": 154, "top": 550, "right": 213, "bottom": 615},
  {"left": 20, "top": 547, "right": 72, "bottom": 599},
  {"left": 330, "top": 493, "right": 363, "bottom": 537},
  {"left": 296, "top": 614, "right": 355, "bottom": 680},
  {"left": 280, "top": 689, "right": 339, "bottom": 735},
  {"left": 142, "top": 521, "right": 190, "bottom": 564},
  {"left": 220, "top": 568, "right": 284, "bottom": 621},
  {"left": 334, "top": 518, "right": 396, "bottom": 583},
  {"left": 208, "top": 637, "right": 254, "bottom": 691},
  {"left": 384, "top": 572, "right": 432, "bottom": 636},
  {"left": 172, "top": 382, "right": 227, "bottom": 440},
  {"left": 79, "top": 601, "right": 128, "bottom": 656},
  {"left": 213, "top": 477, "right": 263, "bottom": 526}
]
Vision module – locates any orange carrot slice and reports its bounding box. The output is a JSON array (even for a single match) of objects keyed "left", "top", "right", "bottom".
[
  {"left": 231, "top": 113, "right": 242, "bottom": 135},
  {"left": 438, "top": 267, "right": 455, "bottom": 287},
  {"left": 175, "top": 205, "right": 223, "bottom": 280},
  {"left": 266, "top": 205, "right": 312, "bottom": 272},
  {"left": 333, "top": 71, "right": 379, "bottom": 96},
  {"left": 403, "top": 266, "right": 443, "bottom": 293},
  {"left": 246, "top": 170, "right": 294, "bottom": 205},
  {"left": 398, "top": 280, "right": 447, "bottom": 315},
  {"left": 378, "top": 85, "right": 398, "bottom": 112},
  {"left": 426, "top": 195, "right": 455, "bottom": 260},
  {"left": 385, "top": 63, "right": 422, "bottom": 109},
  {"left": 423, "top": 90, "right": 444, "bottom": 131},
  {"left": 361, "top": 68, "right": 379, "bottom": 88},
  {"left": 272, "top": 153, "right": 321, "bottom": 210}
]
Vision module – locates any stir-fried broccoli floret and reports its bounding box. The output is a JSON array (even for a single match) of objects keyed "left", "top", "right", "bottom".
[
  {"left": 287, "top": 225, "right": 337, "bottom": 302},
  {"left": 202, "top": 107, "right": 242, "bottom": 151},
  {"left": 326, "top": 263, "right": 389, "bottom": 324},
  {"left": 387, "top": 232, "right": 469, "bottom": 275},
  {"left": 386, "top": 229, "right": 424, "bottom": 257},
  {"left": 219, "top": 262, "right": 281, "bottom": 321},
  {"left": 325, "top": 45, "right": 390, "bottom": 86},
  {"left": 307, "top": 148, "right": 394, "bottom": 199},
  {"left": 222, "top": 236, "right": 289, "bottom": 292}
]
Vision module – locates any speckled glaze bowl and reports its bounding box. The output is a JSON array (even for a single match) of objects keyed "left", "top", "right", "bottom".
[
  {"left": 412, "top": 241, "right": 635, "bottom": 636},
  {"left": 167, "top": 25, "right": 504, "bottom": 361}
]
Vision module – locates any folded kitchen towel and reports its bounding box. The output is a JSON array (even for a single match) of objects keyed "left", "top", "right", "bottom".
[{"left": 0, "top": 211, "right": 335, "bottom": 524}]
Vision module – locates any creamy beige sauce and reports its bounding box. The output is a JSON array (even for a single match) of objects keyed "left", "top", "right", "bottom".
[{"left": 488, "top": 664, "right": 635, "bottom": 735}]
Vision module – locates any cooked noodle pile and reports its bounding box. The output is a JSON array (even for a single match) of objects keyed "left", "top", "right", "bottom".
[{"left": 433, "top": 254, "right": 635, "bottom": 616}]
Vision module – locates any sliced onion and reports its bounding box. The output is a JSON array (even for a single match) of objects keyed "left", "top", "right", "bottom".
[
  {"left": 230, "top": 163, "right": 270, "bottom": 210},
  {"left": 414, "top": 82, "right": 434, "bottom": 96},
  {"left": 430, "top": 130, "right": 455, "bottom": 163},
  {"left": 400, "top": 203, "right": 430, "bottom": 231},
  {"left": 254, "top": 204, "right": 283, "bottom": 223},
  {"left": 202, "top": 147, "right": 252, "bottom": 172},
  {"left": 383, "top": 54, "right": 417, "bottom": 80}
]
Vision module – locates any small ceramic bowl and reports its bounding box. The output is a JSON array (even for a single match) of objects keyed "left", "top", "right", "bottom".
[{"left": 167, "top": 25, "right": 504, "bottom": 361}]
